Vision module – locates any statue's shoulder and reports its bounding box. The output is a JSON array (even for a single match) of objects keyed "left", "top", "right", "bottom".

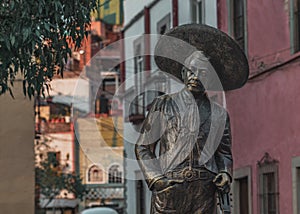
[
  {"left": 150, "top": 94, "right": 170, "bottom": 109},
  {"left": 150, "top": 93, "right": 180, "bottom": 113},
  {"left": 154, "top": 92, "right": 179, "bottom": 104},
  {"left": 210, "top": 101, "right": 228, "bottom": 117}
]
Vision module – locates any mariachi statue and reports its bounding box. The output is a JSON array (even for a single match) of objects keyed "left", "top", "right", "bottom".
[{"left": 135, "top": 24, "right": 249, "bottom": 214}]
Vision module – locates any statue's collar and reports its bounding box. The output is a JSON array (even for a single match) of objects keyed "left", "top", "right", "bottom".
[
  {"left": 180, "top": 88, "right": 194, "bottom": 105},
  {"left": 180, "top": 88, "right": 209, "bottom": 105}
]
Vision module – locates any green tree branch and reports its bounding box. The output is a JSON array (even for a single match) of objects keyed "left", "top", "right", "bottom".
[{"left": 0, "top": 0, "right": 98, "bottom": 97}]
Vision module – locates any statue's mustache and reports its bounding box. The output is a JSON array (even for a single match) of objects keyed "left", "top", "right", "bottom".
[{"left": 187, "top": 77, "right": 202, "bottom": 85}]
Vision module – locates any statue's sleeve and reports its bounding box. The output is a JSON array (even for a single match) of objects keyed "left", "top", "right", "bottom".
[
  {"left": 135, "top": 97, "right": 165, "bottom": 190},
  {"left": 215, "top": 112, "right": 233, "bottom": 180}
]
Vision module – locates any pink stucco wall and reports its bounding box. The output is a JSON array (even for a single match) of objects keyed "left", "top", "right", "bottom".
[
  {"left": 219, "top": 0, "right": 291, "bottom": 77},
  {"left": 219, "top": 0, "right": 300, "bottom": 213},
  {"left": 227, "top": 60, "right": 300, "bottom": 214},
  {"left": 247, "top": 0, "right": 290, "bottom": 73}
]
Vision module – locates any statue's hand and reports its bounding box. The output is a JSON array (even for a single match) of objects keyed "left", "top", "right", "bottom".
[
  {"left": 213, "top": 172, "right": 231, "bottom": 193},
  {"left": 152, "top": 177, "right": 183, "bottom": 192}
]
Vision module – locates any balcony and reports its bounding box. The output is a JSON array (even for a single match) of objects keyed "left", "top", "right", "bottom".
[{"left": 85, "top": 183, "right": 124, "bottom": 200}]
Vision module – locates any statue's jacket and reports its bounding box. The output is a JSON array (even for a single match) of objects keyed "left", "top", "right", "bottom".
[{"left": 135, "top": 88, "right": 233, "bottom": 190}]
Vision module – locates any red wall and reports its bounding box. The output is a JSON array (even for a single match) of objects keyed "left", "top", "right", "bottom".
[{"left": 219, "top": 0, "right": 300, "bottom": 213}]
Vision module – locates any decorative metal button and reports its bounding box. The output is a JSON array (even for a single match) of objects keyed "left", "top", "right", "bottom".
[{"left": 183, "top": 168, "right": 194, "bottom": 181}]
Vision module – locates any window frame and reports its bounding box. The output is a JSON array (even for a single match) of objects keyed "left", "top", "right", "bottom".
[
  {"left": 135, "top": 170, "right": 146, "bottom": 214},
  {"left": 233, "top": 166, "right": 252, "bottom": 214},
  {"left": 190, "top": 0, "right": 205, "bottom": 24},
  {"left": 290, "top": 0, "right": 300, "bottom": 53},
  {"left": 292, "top": 156, "right": 300, "bottom": 214},
  {"left": 157, "top": 13, "right": 171, "bottom": 35},
  {"left": 132, "top": 36, "right": 145, "bottom": 117},
  {"left": 227, "top": 0, "right": 248, "bottom": 54},
  {"left": 108, "top": 164, "right": 123, "bottom": 183},
  {"left": 257, "top": 159, "right": 279, "bottom": 214},
  {"left": 87, "top": 164, "right": 105, "bottom": 184}
]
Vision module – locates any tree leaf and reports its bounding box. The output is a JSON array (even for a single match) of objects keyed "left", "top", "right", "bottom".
[
  {"left": 0, "top": 0, "right": 98, "bottom": 97},
  {"left": 10, "top": 1, "right": 15, "bottom": 10},
  {"left": 10, "top": 35, "right": 15, "bottom": 46},
  {"left": 5, "top": 38, "right": 11, "bottom": 51},
  {"left": 44, "top": 22, "right": 50, "bottom": 32}
]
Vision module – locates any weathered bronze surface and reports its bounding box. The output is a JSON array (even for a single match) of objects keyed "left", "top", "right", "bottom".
[
  {"left": 154, "top": 24, "right": 249, "bottom": 91},
  {"left": 135, "top": 24, "right": 249, "bottom": 214}
]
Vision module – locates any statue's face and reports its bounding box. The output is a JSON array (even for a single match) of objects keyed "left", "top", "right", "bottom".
[{"left": 182, "top": 58, "right": 211, "bottom": 93}]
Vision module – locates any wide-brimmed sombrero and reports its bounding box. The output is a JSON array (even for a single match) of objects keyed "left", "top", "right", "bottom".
[{"left": 154, "top": 24, "right": 249, "bottom": 91}]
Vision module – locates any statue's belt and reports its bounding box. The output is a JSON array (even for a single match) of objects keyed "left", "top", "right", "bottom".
[{"left": 165, "top": 167, "right": 214, "bottom": 182}]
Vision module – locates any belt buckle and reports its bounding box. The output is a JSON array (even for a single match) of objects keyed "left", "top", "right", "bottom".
[{"left": 182, "top": 168, "right": 194, "bottom": 181}]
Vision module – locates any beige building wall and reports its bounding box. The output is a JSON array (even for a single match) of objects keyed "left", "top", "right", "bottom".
[
  {"left": 0, "top": 81, "right": 35, "bottom": 213},
  {"left": 76, "top": 117, "right": 124, "bottom": 184}
]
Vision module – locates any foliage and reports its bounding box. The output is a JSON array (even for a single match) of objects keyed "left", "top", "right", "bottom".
[
  {"left": 0, "top": 0, "right": 98, "bottom": 98},
  {"left": 35, "top": 156, "right": 86, "bottom": 205}
]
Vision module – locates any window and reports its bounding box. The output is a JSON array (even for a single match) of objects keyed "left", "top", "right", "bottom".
[
  {"left": 134, "top": 44, "right": 144, "bottom": 111},
  {"left": 191, "top": 0, "right": 205, "bottom": 24},
  {"left": 47, "top": 151, "right": 61, "bottom": 168},
  {"left": 258, "top": 153, "right": 279, "bottom": 214},
  {"left": 134, "top": 44, "right": 144, "bottom": 75},
  {"left": 104, "top": 1, "right": 110, "bottom": 10},
  {"left": 131, "top": 38, "right": 145, "bottom": 119},
  {"left": 157, "top": 14, "right": 171, "bottom": 35},
  {"left": 228, "top": 0, "right": 247, "bottom": 52},
  {"left": 135, "top": 171, "right": 145, "bottom": 214},
  {"left": 292, "top": 157, "right": 300, "bottom": 214},
  {"left": 261, "top": 172, "right": 277, "bottom": 214},
  {"left": 291, "top": 0, "right": 300, "bottom": 52},
  {"left": 88, "top": 165, "right": 104, "bottom": 183},
  {"left": 108, "top": 164, "right": 122, "bottom": 183},
  {"left": 95, "top": 95, "right": 109, "bottom": 115},
  {"left": 238, "top": 177, "right": 249, "bottom": 213},
  {"left": 296, "top": 167, "right": 300, "bottom": 213},
  {"left": 233, "top": 0, "right": 245, "bottom": 50},
  {"left": 233, "top": 166, "right": 252, "bottom": 214}
]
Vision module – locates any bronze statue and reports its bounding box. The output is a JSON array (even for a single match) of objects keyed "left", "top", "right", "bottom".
[{"left": 135, "top": 24, "right": 249, "bottom": 214}]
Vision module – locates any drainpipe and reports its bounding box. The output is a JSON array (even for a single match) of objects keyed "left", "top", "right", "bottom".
[
  {"left": 120, "top": 31, "right": 125, "bottom": 85},
  {"left": 71, "top": 121, "right": 75, "bottom": 172},
  {"left": 172, "top": 0, "right": 178, "bottom": 27},
  {"left": 144, "top": 6, "right": 151, "bottom": 76}
]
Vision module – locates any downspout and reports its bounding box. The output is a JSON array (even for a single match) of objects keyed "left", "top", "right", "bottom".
[
  {"left": 144, "top": 6, "right": 151, "bottom": 75},
  {"left": 172, "top": 0, "right": 178, "bottom": 27},
  {"left": 120, "top": 31, "right": 126, "bottom": 85}
]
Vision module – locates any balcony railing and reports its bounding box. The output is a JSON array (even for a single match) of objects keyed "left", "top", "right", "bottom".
[{"left": 85, "top": 183, "right": 124, "bottom": 200}]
